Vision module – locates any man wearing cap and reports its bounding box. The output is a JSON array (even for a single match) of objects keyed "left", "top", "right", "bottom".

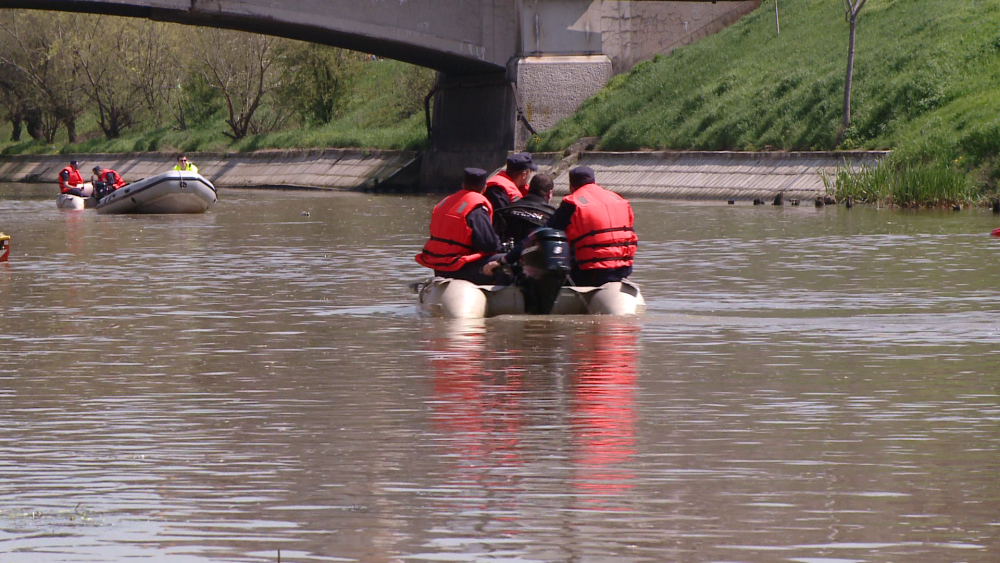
[
  {"left": 415, "top": 167, "right": 504, "bottom": 285},
  {"left": 91, "top": 165, "right": 127, "bottom": 198},
  {"left": 493, "top": 173, "right": 556, "bottom": 245},
  {"left": 58, "top": 160, "right": 88, "bottom": 196},
  {"left": 485, "top": 166, "right": 637, "bottom": 287},
  {"left": 484, "top": 152, "right": 537, "bottom": 212}
]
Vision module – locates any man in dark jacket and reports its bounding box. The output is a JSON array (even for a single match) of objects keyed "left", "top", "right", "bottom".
[
  {"left": 484, "top": 166, "right": 637, "bottom": 287},
  {"left": 415, "top": 168, "right": 503, "bottom": 285},
  {"left": 484, "top": 152, "right": 537, "bottom": 211},
  {"left": 493, "top": 173, "right": 556, "bottom": 245}
]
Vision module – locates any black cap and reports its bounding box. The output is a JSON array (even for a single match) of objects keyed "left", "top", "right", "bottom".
[
  {"left": 506, "top": 152, "right": 538, "bottom": 172},
  {"left": 463, "top": 167, "right": 488, "bottom": 189},
  {"left": 568, "top": 166, "right": 595, "bottom": 187},
  {"left": 92, "top": 165, "right": 102, "bottom": 172},
  {"left": 69, "top": 160, "right": 79, "bottom": 166}
]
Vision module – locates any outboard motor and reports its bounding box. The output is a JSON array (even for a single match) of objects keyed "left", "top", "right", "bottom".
[
  {"left": 517, "top": 228, "right": 571, "bottom": 314},
  {"left": 93, "top": 181, "right": 111, "bottom": 200}
]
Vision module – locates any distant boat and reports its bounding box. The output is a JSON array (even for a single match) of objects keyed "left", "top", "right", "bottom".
[
  {"left": 55, "top": 182, "right": 95, "bottom": 210},
  {"left": 96, "top": 171, "right": 217, "bottom": 214}
]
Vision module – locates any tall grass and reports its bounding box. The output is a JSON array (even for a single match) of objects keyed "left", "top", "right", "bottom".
[{"left": 828, "top": 160, "right": 977, "bottom": 208}]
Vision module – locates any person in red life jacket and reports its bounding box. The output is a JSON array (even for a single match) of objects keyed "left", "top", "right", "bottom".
[
  {"left": 58, "top": 160, "right": 87, "bottom": 196},
  {"left": 415, "top": 167, "right": 504, "bottom": 285},
  {"left": 91, "top": 165, "right": 126, "bottom": 198},
  {"left": 484, "top": 166, "right": 637, "bottom": 287},
  {"left": 484, "top": 152, "right": 537, "bottom": 213}
]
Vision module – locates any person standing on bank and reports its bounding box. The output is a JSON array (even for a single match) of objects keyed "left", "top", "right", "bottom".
[
  {"left": 484, "top": 166, "right": 637, "bottom": 287},
  {"left": 173, "top": 154, "right": 198, "bottom": 173},
  {"left": 484, "top": 152, "right": 537, "bottom": 212},
  {"left": 58, "top": 160, "right": 88, "bottom": 196},
  {"left": 493, "top": 173, "right": 556, "bottom": 245},
  {"left": 415, "top": 167, "right": 504, "bottom": 285}
]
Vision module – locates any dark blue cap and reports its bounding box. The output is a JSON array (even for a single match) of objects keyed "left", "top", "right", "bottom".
[
  {"left": 506, "top": 152, "right": 538, "bottom": 172},
  {"left": 463, "top": 167, "right": 488, "bottom": 189},
  {"left": 70, "top": 160, "right": 79, "bottom": 166},
  {"left": 569, "top": 166, "right": 595, "bottom": 187}
]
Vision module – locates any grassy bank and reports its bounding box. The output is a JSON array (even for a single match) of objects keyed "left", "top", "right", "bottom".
[
  {"left": 0, "top": 57, "right": 429, "bottom": 156},
  {"left": 529, "top": 0, "right": 1000, "bottom": 207}
]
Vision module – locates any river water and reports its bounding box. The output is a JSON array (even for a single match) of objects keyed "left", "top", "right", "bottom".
[{"left": 1, "top": 183, "right": 999, "bottom": 563}]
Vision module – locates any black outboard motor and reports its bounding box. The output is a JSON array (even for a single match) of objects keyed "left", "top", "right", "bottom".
[
  {"left": 518, "top": 228, "right": 571, "bottom": 314},
  {"left": 93, "top": 181, "right": 112, "bottom": 200}
]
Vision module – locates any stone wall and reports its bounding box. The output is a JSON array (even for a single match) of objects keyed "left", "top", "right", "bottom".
[{"left": 602, "top": 1, "right": 763, "bottom": 74}]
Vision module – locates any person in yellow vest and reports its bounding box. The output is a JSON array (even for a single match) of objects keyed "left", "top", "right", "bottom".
[
  {"left": 415, "top": 168, "right": 504, "bottom": 285},
  {"left": 484, "top": 152, "right": 537, "bottom": 212},
  {"left": 484, "top": 166, "right": 637, "bottom": 287},
  {"left": 173, "top": 154, "right": 198, "bottom": 173}
]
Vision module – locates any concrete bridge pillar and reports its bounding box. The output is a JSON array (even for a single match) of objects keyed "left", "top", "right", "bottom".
[
  {"left": 419, "top": 72, "right": 517, "bottom": 192},
  {"left": 513, "top": 54, "right": 612, "bottom": 150}
]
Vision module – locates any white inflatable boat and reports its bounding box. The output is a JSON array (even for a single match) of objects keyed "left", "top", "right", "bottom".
[
  {"left": 55, "top": 183, "right": 95, "bottom": 210},
  {"left": 417, "top": 277, "right": 645, "bottom": 318},
  {"left": 96, "top": 171, "right": 217, "bottom": 214}
]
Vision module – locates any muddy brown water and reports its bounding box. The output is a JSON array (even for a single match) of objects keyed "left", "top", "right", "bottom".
[{"left": 2, "top": 183, "right": 999, "bottom": 562}]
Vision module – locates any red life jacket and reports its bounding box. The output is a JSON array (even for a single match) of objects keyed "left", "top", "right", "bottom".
[
  {"left": 58, "top": 166, "right": 84, "bottom": 193},
  {"left": 486, "top": 171, "right": 523, "bottom": 203},
  {"left": 99, "top": 169, "right": 126, "bottom": 189},
  {"left": 562, "top": 183, "right": 638, "bottom": 270},
  {"left": 415, "top": 189, "right": 494, "bottom": 272}
]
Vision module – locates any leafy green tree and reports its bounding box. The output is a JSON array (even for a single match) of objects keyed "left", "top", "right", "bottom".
[
  {"left": 278, "top": 42, "right": 362, "bottom": 126},
  {"left": 193, "top": 28, "right": 289, "bottom": 139},
  {"left": 0, "top": 11, "right": 87, "bottom": 143}
]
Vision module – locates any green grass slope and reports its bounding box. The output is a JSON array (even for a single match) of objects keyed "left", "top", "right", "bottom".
[{"left": 530, "top": 0, "right": 1000, "bottom": 200}]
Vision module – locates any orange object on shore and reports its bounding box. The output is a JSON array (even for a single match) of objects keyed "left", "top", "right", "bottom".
[
  {"left": 992, "top": 227, "right": 1000, "bottom": 237},
  {"left": 0, "top": 233, "right": 9, "bottom": 262}
]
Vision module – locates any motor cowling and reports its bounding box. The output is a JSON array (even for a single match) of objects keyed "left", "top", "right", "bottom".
[{"left": 518, "top": 228, "right": 570, "bottom": 314}]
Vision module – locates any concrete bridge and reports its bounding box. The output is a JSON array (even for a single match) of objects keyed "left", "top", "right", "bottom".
[{"left": 8, "top": 0, "right": 760, "bottom": 189}]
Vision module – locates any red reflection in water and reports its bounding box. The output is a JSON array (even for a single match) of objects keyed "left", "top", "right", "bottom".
[
  {"left": 568, "top": 321, "right": 639, "bottom": 507},
  {"left": 425, "top": 319, "right": 640, "bottom": 513}
]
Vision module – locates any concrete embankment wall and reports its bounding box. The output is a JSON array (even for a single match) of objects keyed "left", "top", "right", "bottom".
[
  {"left": 0, "top": 149, "right": 421, "bottom": 191},
  {"left": 535, "top": 150, "right": 889, "bottom": 201},
  {"left": 0, "top": 149, "right": 887, "bottom": 201}
]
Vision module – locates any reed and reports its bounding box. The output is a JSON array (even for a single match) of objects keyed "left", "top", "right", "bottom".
[{"left": 828, "top": 160, "right": 978, "bottom": 208}]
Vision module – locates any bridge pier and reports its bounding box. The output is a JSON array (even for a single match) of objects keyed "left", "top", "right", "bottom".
[
  {"left": 420, "top": 54, "right": 612, "bottom": 191},
  {"left": 419, "top": 72, "right": 517, "bottom": 192}
]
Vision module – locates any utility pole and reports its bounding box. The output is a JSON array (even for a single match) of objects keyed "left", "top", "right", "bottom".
[{"left": 774, "top": 0, "right": 780, "bottom": 35}]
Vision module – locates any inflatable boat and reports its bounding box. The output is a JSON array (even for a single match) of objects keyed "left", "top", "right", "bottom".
[
  {"left": 417, "top": 277, "right": 645, "bottom": 318},
  {"left": 55, "top": 183, "right": 95, "bottom": 210},
  {"left": 96, "top": 171, "right": 217, "bottom": 214},
  {"left": 0, "top": 232, "right": 9, "bottom": 262},
  {"left": 414, "top": 228, "right": 645, "bottom": 318}
]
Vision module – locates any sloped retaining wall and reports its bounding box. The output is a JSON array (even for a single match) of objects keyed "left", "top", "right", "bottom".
[
  {"left": 0, "top": 148, "right": 887, "bottom": 201},
  {"left": 0, "top": 149, "right": 420, "bottom": 191},
  {"left": 533, "top": 150, "right": 889, "bottom": 201}
]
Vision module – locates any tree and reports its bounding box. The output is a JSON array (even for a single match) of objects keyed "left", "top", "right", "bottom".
[
  {"left": 278, "top": 42, "right": 362, "bottom": 126},
  {"left": 74, "top": 15, "right": 148, "bottom": 139},
  {"left": 841, "top": 0, "right": 868, "bottom": 133},
  {"left": 0, "top": 11, "right": 87, "bottom": 143},
  {"left": 193, "top": 28, "right": 288, "bottom": 140}
]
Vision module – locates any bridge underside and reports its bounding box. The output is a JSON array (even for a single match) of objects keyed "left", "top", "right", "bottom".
[{"left": 6, "top": 0, "right": 762, "bottom": 189}]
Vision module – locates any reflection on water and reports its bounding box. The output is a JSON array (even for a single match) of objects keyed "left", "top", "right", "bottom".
[{"left": 1, "top": 185, "right": 998, "bottom": 562}]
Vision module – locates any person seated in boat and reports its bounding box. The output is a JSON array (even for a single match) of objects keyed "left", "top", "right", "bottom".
[
  {"left": 173, "top": 154, "right": 198, "bottom": 174},
  {"left": 415, "top": 167, "right": 505, "bottom": 286},
  {"left": 494, "top": 173, "right": 556, "bottom": 246},
  {"left": 484, "top": 165, "right": 637, "bottom": 287},
  {"left": 91, "top": 165, "right": 126, "bottom": 199},
  {"left": 484, "top": 152, "right": 537, "bottom": 213},
  {"left": 58, "top": 160, "right": 87, "bottom": 197}
]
